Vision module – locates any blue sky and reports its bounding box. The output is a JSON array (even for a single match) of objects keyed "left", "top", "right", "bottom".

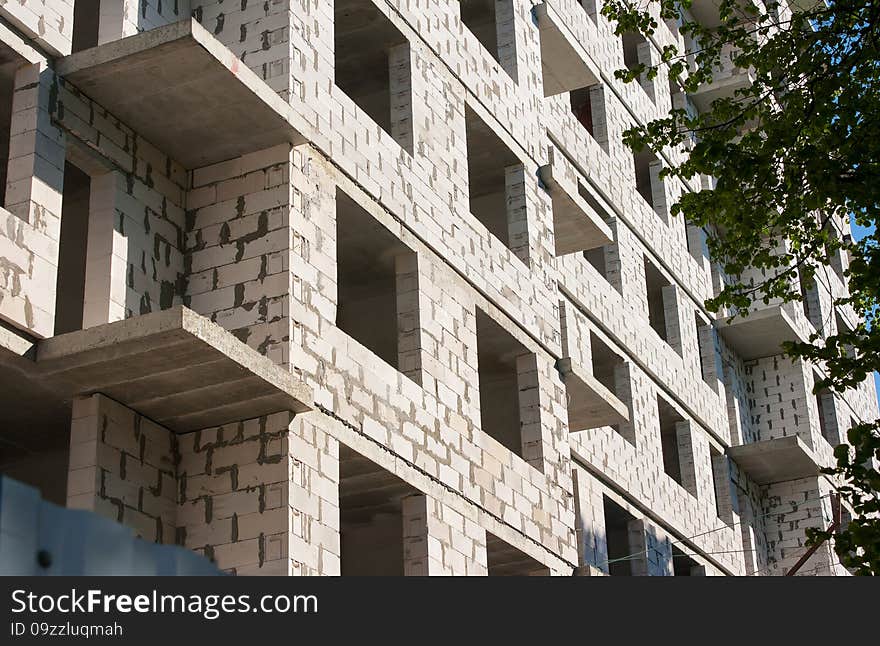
[{"left": 848, "top": 222, "right": 879, "bottom": 400}]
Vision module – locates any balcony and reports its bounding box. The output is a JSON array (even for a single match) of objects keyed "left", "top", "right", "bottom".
[
  {"left": 557, "top": 357, "right": 629, "bottom": 431},
  {"left": 55, "top": 19, "right": 307, "bottom": 169},
  {"left": 533, "top": 2, "right": 601, "bottom": 97},
  {"left": 539, "top": 153, "right": 614, "bottom": 256},
  {"left": 36, "top": 306, "right": 312, "bottom": 433},
  {"left": 727, "top": 436, "right": 819, "bottom": 485},
  {"left": 715, "top": 303, "right": 807, "bottom": 360},
  {"left": 690, "top": 43, "right": 755, "bottom": 112}
]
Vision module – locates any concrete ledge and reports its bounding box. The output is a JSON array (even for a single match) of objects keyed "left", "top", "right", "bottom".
[
  {"left": 55, "top": 19, "right": 306, "bottom": 169},
  {"left": 557, "top": 357, "right": 629, "bottom": 430},
  {"left": 534, "top": 2, "right": 601, "bottom": 97},
  {"left": 36, "top": 306, "right": 312, "bottom": 433},
  {"left": 539, "top": 161, "right": 613, "bottom": 255},
  {"left": 727, "top": 436, "right": 820, "bottom": 485},
  {"left": 716, "top": 305, "right": 806, "bottom": 360}
]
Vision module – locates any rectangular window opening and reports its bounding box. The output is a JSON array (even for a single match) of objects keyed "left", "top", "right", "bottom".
[
  {"left": 339, "top": 445, "right": 419, "bottom": 575},
  {"left": 486, "top": 533, "right": 550, "bottom": 576},
  {"left": 72, "top": 0, "right": 100, "bottom": 53},
  {"left": 335, "top": 0, "right": 412, "bottom": 152},
  {"left": 644, "top": 256, "right": 673, "bottom": 343},
  {"left": 603, "top": 496, "right": 636, "bottom": 576},
  {"left": 336, "top": 189, "right": 419, "bottom": 377},
  {"left": 476, "top": 308, "right": 536, "bottom": 467},
  {"left": 459, "top": 0, "right": 516, "bottom": 81},
  {"left": 465, "top": 105, "right": 523, "bottom": 252},
  {"left": 657, "top": 396, "right": 685, "bottom": 487}
]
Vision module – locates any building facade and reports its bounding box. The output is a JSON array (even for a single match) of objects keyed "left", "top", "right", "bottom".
[{"left": 0, "top": 0, "right": 874, "bottom": 576}]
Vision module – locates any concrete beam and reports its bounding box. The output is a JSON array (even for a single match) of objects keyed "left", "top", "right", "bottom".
[
  {"left": 716, "top": 305, "right": 806, "bottom": 360},
  {"left": 539, "top": 161, "right": 614, "bottom": 255},
  {"left": 534, "top": 2, "right": 601, "bottom": 97},
  {"left": 36, "top": 306, "right": 312, "bottom": 432},
  {"left": 727, "top": 436, "right": 820, "bottom": 485},
  {"left": 55, "top": 19, "right": 307, "bottom": 169},
  {"left": 557, "top": 357, "right": 630, "bottom": 430}
]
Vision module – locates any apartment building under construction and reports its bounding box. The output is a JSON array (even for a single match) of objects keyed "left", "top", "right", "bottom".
[{"left": 0, "top": 0, "right": 874, "bottom": 576}]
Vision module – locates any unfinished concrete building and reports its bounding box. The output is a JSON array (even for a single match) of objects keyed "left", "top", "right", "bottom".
[{"left": 0, "top": 0, "right": 874, "bottom": 576}]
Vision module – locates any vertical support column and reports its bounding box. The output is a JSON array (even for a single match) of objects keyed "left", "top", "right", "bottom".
[
  {"left": 588, "top": 85, "right": 610, "bottom": 152},
  {"left": 402, "top": 494, "right": 488, "bottom": 575},
  {"left": 636, "top": 39, "right": 657, "bottom": 102},
  {"left": 289, "top": 415, "right": 341, "bottom": 576},
  {"left": 401, "top": 494, "right": 433, "bottom": 575},
  {"left": 572, "top": 467, "right": 608, "bottom": 571},
  {"left": 613, "top": 362, "right": 637, "bottom": 445},
  {"left": 505, "top": 164, "right": 531, "bottom": 266},
  {"left": 661, "top": 283, "right": 683, "bottom": 355},
  {"left": 388, "top": 43, "right": 415, "bottom": 155},
  {"left": 627, "top": 518, "right": 673, "bottom": 576},
  {"left": 494, "top": 0, "right": 520, "bottom": 82},
  {"left": 516, "top": 353, "right": 546, "bottom": 472},
  {"left": 648, "top": 157, "right": 668, "bottom": 222},
  {"left": 66, "top": 394, "right": 177, "bottom": 545},
  {"left": 0, "top": 63, "right": 65, "bottom": 338},
  {"left": 675, "top": 421, "right": 700, "bottom": 498},
  {"left": 395, "top": 252, "right": 423, "bottom": 385},
  {"left": 177, "top": 412, "right": 304, "bottom": 576},
  {"left": 711, "top": 450, "right": 735, "bottom": 525},
  {"left": 97, "top": 0, "right": 140, "bottom": 45},
  {"left": 82, "top": 171, "right": 127, "bottom": 327}
]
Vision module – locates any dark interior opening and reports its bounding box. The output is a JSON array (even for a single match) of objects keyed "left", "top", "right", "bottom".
[
  {"left": 335, "top": 0, "right": 410, "bottom": 143},
  {"left": 72, "top": 0, "right": 101, "bottom": 53},
  {"left": 476, "top": 308, "right": 531, "bottom": 461},
  {"left": 336, "top": 189, "right": 416, "bottom": 370},
  {"left": 603, "top": 496, "right": 636, "bottom": 576},
  {"left": 54, "top": 161, "right": 91, "bottom": 336},
  {"left": 487, "top": 532, "right": 550, "bottom": 576},
  {"left": 644, "top": 257, "right": 671, "bottom": 342},
  {"left": 657, "top": 396, "right": 685, "bottom": 486},
  {"left": 465, "top": 105, "right": 521, "bottom": 250}
]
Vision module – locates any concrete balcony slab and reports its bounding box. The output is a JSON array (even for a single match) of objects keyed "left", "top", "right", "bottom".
[
  {"left": 534, "top": 2, "right": 601, "bottom": 97},
  {"left": 716, "top": 304, "right": 805, "bottom": 360},
  {"left": 727, "top": 435, "right": 820, "bottom": 485},
  {"left": 36, "top": 306, "right": 312, "bottom": 433},
  {"left": 539, "top": 161, "right": 614, "bottom": 255},
  {"left": 557, "top": 357, "right": 629, "bottom": 430},
  {"left": 55, "top": 19, "right": 306, "bottom": 169}
]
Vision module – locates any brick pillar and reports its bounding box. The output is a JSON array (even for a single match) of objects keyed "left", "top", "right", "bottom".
[
  {"left": 402, "top": 494, "right": 488, "bottom": 575},
  {"left": 177, "top": 412, "right": 304, "bottom": 576},
  {"left": 627, "top": 518, "right": 673, "bottom": 576},
  {"left": 636, "top": 39, "right": 657, "bottom": 102},
  {"left": 588, "top": 84, "right": 610, "bottom": 152},
  {"left": 395, "top": 252, "right": 423, "bottom": 385},
  {"left": 389, "top": 43, "right": 415, "bottom": 155},
  {"left": 674, "top": 421, "right": 700, "bottom": 498},
  {"left": 495, "top": 0, "right": 520, "bottom": 82},
  {"left": 661, "top": 283, "right": 683, "bottom": 355},
  {"left": 648, "top": 157, "right": 668, "bottom": 222},
  {"left": 505, "top": 164, "right": 531, "bottom": 266},
  {"left": 516, "top": 353, "right": 546, "bottom": 472},
  {"left": 82, "top": 172, "right": 127, "bottom": 327},
  {"left": 66, "top": 394, "right": 178, "bottom": 544},
  {"left": 613, "top": 362, "right": 637, "bottom": 445},
  {"left": 289, "top": 415, "right": 340, "bottom": 576},
  {"left": 572, "top": 467, "right": 608, "bottom": 570},
  {"left": 97, "top": 0, "right": 140, "bottom": 44},
  {"left": 0, "top": 63, "right": 65, "bottom": 338}
]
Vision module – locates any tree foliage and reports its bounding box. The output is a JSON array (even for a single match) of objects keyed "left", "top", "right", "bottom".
[{"left": 599, "top": 0, "right": 880, "bottom": 573}]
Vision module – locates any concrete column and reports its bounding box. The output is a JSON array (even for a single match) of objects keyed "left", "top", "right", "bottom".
[
  {"left": 388, "top": 43, "right": 415, "bottom": 155},
  {"left": 627, "top": 518, "right": 673, "bottom": 576},
  {"left": 395, "top": 252, "right": 423, "bottom": 385},
  {"left": 82, "top": 172, "right": 127, "bottom": 327},
  {"left": 505, "top": 164, "right": 531, "bottom": 266}
]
